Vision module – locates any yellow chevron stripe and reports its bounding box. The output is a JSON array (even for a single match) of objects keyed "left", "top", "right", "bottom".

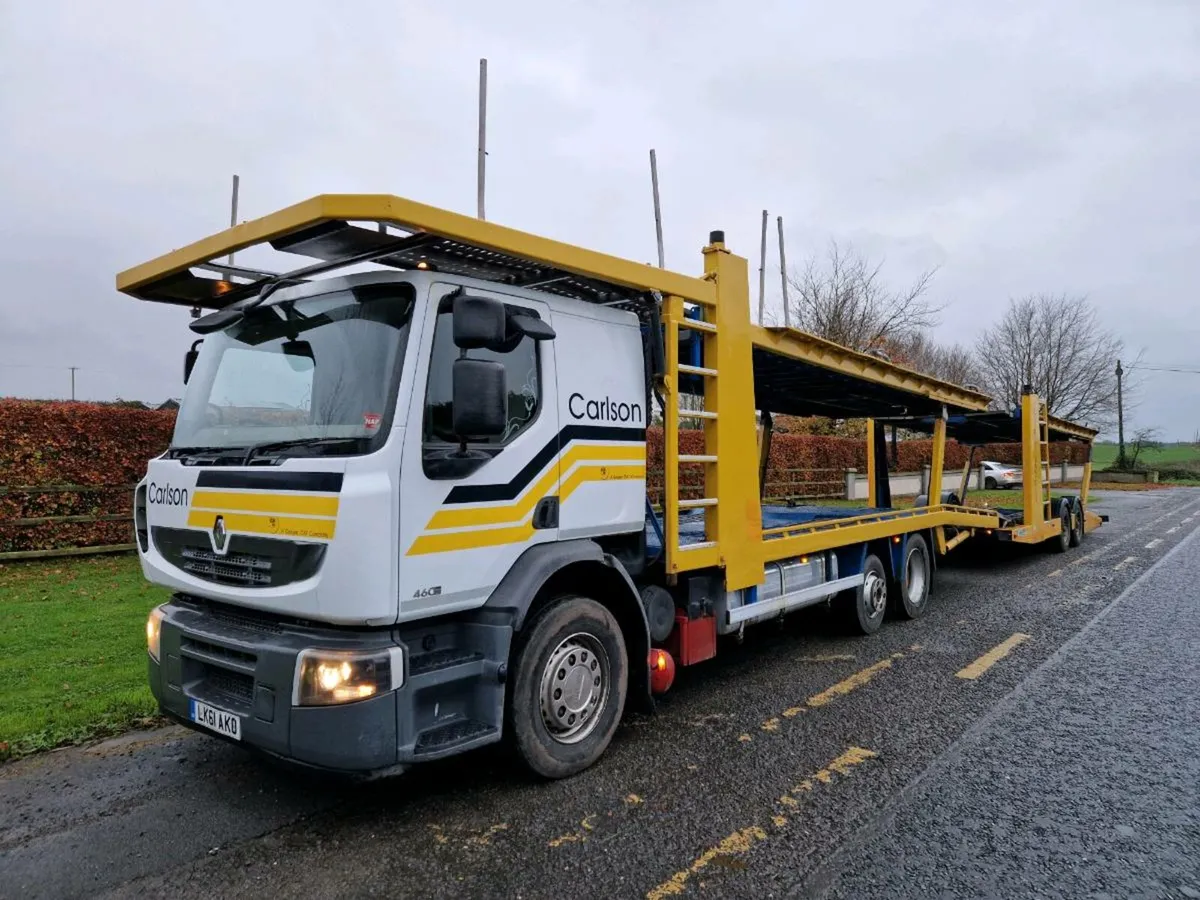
[
  {"left": 424, "top": 443, "right": 645, "bottom": 530},
  {"left": 187, "top": 510, "right": 337, "bottom": 541},
  {"left": 407, "top": 463, "right": 645, "bottom": 555},
  {"left": 191, "top": 490, "right": 340, "bottom": 518}
]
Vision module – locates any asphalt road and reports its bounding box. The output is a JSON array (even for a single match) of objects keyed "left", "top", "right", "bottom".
[{"left": 3, "top": 488, "right": 1199, "bottom": 900}]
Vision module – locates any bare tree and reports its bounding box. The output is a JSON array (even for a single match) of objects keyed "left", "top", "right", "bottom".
[
  {"left": 1126, "top": 426, "right": 1162, "bottom": 469},
  {"left": 782, "top": 241, "right": 943, "bottom": 351},
  {"left": 974, "top": 294, "right": 1130, "bottom": 428},
  {"left": 892, "top": 332, "right": 983, "bottom": 386}
]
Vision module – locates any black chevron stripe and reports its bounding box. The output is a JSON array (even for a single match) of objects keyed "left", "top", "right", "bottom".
[{"left": 443, "top": 424, "right": 646, "bottom": 505}]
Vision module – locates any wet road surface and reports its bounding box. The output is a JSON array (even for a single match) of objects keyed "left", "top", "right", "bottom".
[{"left": 3, "top": 488, "right": 1199, "bottom": 899}]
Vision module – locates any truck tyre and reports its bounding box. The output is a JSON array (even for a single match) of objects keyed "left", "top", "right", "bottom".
[
  {"left": 1048, "top": 502, "right": 1070, "bottom": 553},
  {"left": 505, "top": 595, "right": 628, "bottom": 779},
  {"left": 840, "top": 553, "right": 889, "bottom": 635},
  {"left": 894, "top": 534, "right": 931, "bottom": 620},
  {"left": 1068, "top": 498, "right": 1084, "bottom": 547}
]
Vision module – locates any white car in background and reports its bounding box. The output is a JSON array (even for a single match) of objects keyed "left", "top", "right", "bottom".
[{"left": 982, "top": 460, "right": 1022, "bottom": 490}]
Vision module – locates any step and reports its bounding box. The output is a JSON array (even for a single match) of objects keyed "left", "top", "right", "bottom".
[{"left": 412, "top": 719, "right": 497, "bottom": 758}]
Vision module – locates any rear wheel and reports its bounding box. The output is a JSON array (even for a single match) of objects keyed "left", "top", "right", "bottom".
[
  {"left": 506, "top": 595, "right": 628, "bottom": 779},
  {"left": 1047, "top": 502, "right": 1070, "bottom": 553},
  {"left": 894, "top": 534, "right": 931, "bottom": 619},
  {"left": 985, "top": 477, "right": 997, "bottom": 490},
  {"left": 840, "top": 553, "right": 889, "bottom": 635},
  {"left": 1068, "top": 497, "right": 1084, "bottom": 547}
]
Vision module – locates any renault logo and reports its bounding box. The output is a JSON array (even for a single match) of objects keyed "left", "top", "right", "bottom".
[{"left": 212, "top": 515, "right": 229, "bottom": 554}]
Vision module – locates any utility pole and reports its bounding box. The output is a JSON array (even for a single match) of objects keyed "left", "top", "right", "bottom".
[
  {"left": 757, "top": 209, "right": 768, "bottom": 324},
  {"left": 649, "top": 149, "right": 665, "bottom": 268},
  {"left": 1116, "top": 359, "right": 1125, "bottom": 467},
  {"left": 777, "top": 216, "right": 790, "bottom": 328},
  {"left": 477, "top": 58, "right": 488, "bottom": 220},
  {"left": 228, "top": 174, "right": 239, "bottom": 267},
  {"left": 69, "top": 366, "right": 78, "bottom": 401}
]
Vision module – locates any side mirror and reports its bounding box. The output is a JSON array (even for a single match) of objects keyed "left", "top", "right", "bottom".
[
  {"left": 509, "top": 313, "right": 555, "bottom": 341},
  {"left": 183, "top": 340, "right": 202, "bottom": 385},
  {"left": 452, "top": 358, "right": 507, "bottom": 438},
  {"left": 453, "top": 293, "right": 507, "bottom": 350}
]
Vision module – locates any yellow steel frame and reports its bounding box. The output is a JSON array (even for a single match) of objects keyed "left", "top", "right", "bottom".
[
  {"left": 117, "top": 193, "right": 717, "bottom": 307},
  {"left": 118, "top": 191, "right": 1021, "bottom": 587},
  {"left": 753, "top": 327, "right": 992, "bottom": 413}
]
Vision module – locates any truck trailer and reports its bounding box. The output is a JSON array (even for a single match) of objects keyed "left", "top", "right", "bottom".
[{"left": 116, "top": 194, "right": 1100, "bottom": 779}]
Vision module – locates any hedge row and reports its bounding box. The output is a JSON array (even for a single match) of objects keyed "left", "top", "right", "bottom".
[
  {"left": 0, "top": 401, "right": 1088, "bottom": 552},
  {"left": 0, "top": 400, "right": 176, "bottom": 552}
]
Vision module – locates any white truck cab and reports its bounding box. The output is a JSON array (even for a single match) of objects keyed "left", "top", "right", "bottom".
[{"left": 137, "top": 267, "right": 654, "bottom": 777}]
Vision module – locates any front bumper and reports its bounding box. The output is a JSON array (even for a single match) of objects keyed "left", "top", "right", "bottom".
[{"left": 150, "top": 596, "right": 512, "bottom": 773}]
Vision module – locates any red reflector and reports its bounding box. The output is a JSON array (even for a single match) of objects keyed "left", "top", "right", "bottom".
[{"left": 649, "top": 649, "right": 676, "bottom": 694}]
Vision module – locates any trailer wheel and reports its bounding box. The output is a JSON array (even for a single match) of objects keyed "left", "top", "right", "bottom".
[
  {"left": 1068, "top": 497, "right": 1084, "bottom": 547},
  {"left": 840, "top": 554, "right": 889, "bottom": 635},
  {"left": 1048, "top": 502, "right": 1070, "bottom": 554},
  {"left": 894, "top": 534, "right": 931, "bottom": 620},
  {"left": 506, "top": 595, "right": 628, "bottom": 779}
]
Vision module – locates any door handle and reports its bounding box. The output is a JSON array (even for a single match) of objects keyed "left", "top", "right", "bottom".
[{"left": 533, "top": 496, "right": 559, "bottom": 530}]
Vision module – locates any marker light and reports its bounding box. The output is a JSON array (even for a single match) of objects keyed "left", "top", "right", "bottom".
[
  {"left": 649, "top": 649, "right": 676, "bottom": 695},
  {"left": 294, "top": 647, "right": 405, "bottom": 706}
]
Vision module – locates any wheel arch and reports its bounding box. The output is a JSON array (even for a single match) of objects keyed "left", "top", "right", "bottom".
[{"left": 485, "top": 539, "right": 652, "bottom": 713}]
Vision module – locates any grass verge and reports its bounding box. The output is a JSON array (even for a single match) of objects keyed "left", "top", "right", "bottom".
[{"left": 0, "top": 553, "right": 170, "bottom": 761}]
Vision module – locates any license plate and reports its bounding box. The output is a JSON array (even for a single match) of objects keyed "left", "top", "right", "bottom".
[{"left": 189, "top": 699, "right": 242, "bottom": 741}]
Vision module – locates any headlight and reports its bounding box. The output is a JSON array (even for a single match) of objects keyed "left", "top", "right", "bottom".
[
  {"left": 146, "top": 606, "right": 165, "bottom": 662},
  {"left": 293, "top": 647, "right": 404, "bottom": 706}
]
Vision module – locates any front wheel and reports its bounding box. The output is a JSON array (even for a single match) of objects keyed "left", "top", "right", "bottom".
[
  {"left": 984, "top": 477, "right": 997, "bottom": 490},
  {"left": 506, "top": 595, "right": 628, "bottom": 779}
]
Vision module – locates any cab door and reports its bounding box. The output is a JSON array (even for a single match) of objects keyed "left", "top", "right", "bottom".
[{"left": 397, "top": 282, "right": 559, "bottom": 621}]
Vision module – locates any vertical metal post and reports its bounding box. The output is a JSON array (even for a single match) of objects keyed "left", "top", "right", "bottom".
[
  {"left": 777, "top": 216, "right": 790, "bottom": 328},
  {"left": 757, "top": 209, "right": 768, "bottom": 323},
  {"left": 477, "top": 58, "right": 488, "bottom": 221},
  {"left": 865, "top": 418, "right": 876, "bottom": 507},
  {"left": 1115, "top": 359, "right": 1125, "bottom": 466},
  {"left": 69, "top": 366, "right": 77, "bottom": 401},
  {"left": 227, "top": 174, "right": 240, "bottom": 269},
  {"left": 649, "top": 149, "right": 665, "bottom": 268}
]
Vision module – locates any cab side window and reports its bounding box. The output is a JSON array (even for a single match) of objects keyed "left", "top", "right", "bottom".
[{"left": 422, "top": 296, "right": 541, "bottom": 477}]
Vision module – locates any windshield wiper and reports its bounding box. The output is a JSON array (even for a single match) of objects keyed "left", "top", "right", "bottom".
[
  {"left": 167, "top": 445, "right": 248, "bottom": 460},
  {"left": 242, "top": 436, "right": 369, "bottom": 464}
]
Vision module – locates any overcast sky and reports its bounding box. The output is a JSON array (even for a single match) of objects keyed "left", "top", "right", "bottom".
[{"left": 2, "top": 0, "right": 1197, "bottom": 438}]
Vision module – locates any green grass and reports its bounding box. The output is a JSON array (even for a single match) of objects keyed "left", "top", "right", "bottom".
[
  {"left": 1092, "top": 442, "right": 1200, "bottom": 468},
  {"left": 0, "top": 553, "right": 170, "bottom": 759}
]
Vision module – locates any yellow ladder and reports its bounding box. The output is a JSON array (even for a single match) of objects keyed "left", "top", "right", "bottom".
[
  {"left": 1039, "top": 400, "right": 1052, "bottom": 520},
  {"left": 661, "top": 296, "right": 722, "bottom": 573}
]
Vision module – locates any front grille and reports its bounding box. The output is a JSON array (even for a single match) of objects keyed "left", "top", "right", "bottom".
[
  {"left": 206, "top": 668, "right": 254, "bottom": 705},
  {"left": 182, "top": 636, "right": 257, "bottom": 667},
  {"left": 206, "top": 604, "right": 286, "bottom": 635},
  {"left": 153, "top": 527, "right": 326, "bottom": 588},
  {"left": 180, "top": 546, "right": 272, "bottom": 585}
]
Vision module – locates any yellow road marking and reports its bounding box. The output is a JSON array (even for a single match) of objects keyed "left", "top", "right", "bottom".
[
  {"left": 548, "top": 815, "right": 597, "bottom": 848},
  {"left": 645, "top": 747, "right": 877, "bottom": 900},
  {"left": 1047, "top": 569, "right": 1063, "bottom": 578},
  {"left": 625, "top": 794, "right": 644, "bottom": 806},
  {"left": 1114, "top": 556, "right": 1137, "bottom": 571},
  {"left": 796, "top": 653, "right": 856, "bottom": 662},
  {"left": 738, "top": 733, "right": 752, "bottom": 743},
  {"left": 1167, "top": 526, "right": 1179, "bottom": 534},
  {"left": 761, "top": 717, "right": 780, "bottom": 732},
  {"left": 1145, "top": 538, "right": 1162, "bottom": 549},
  {"left": 806, "top": 653, "right": 903, "bottom": 708},
  {"left": 645, "top": 826, "right": 769, "bottom": 899},
  {"left": 955, "top": 633, "right": 1031, "bottom": 680}
]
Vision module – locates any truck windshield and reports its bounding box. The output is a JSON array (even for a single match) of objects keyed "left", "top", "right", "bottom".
[{"left": 171, "top": 282, "right": 416, "bottom": 454}]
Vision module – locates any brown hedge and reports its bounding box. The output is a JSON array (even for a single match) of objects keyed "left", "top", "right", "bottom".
[{"left": 0, "top": 400, "right": 176, "bottom": 552}]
